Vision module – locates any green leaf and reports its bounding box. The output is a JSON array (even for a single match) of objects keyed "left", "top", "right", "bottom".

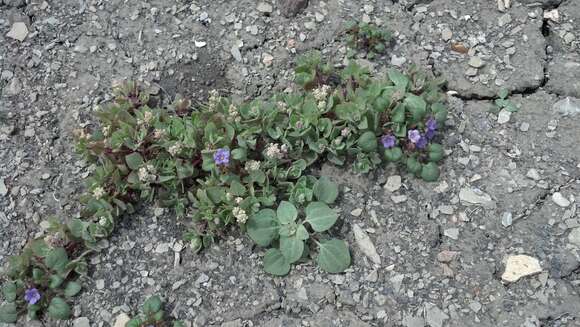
[
  {"left": 420, "top": 163, "right": 440, "bottom": 182},
  {"left": 229, "top": 180, "right": 246, "bottom": 196},
  {"left": 142, "top": 295, "right": 163, "bottom": 315},
  {"left": 296, "top": 224, "right": 309, "bottom": 240},
  {"left": 47, "top": 297, "right": 71, "bottom": 320},
  {"left": 153, "top": 311, "right": 164, "bottom": 321},
  {"left": 1, "top": 281, "right": 17, "bottom": 302},
  {"left": 231, "top": 148, "right": 247, "bottom": 160},
  {"left": 405, "top": 94, "right": 427, "bottom": 121},
  {"left": 49, "top": 274, "right": 64, "bottom": 289},
  {"left": 64, "top": 281, "right": 82, "bottom": 298},
  {"left": 316, "top": 239, "right": 351, "bottom": 273},
  {"left": 45, "top": 247, "right": 69, "bottom": 273},
  {"left": 498, "top": 88, "right": 509, "bottom": 99},
  {"left": 387, "top": 69, "right": 409, "bottom": 90},
  {"left": 434, "top": 108, "right": 448, "bottom": 124},
  {"left": 428, "top": 143, "right": 444, "bottom": 162},
  {"left": 126, "top": 319, "right": 143, "bottom": 327},
  {"left": 391, "top": 104, "right": 406, "bottom": 123},
  {"left": 277, "top": 201, "right": 298, "bottom": 224},
  {"left": 246, "top": 209, "right": 278, "bottom": 246},
  {"left": 280, "top": 235, "right": 304, "bottom": 263},
  {"left": 358, "top": 131, "right": 377, "bottom": 153},
  {"left": 125, "top": 152, "right": 144, "bottom": 170},
  {"left": 305, "top": 202, "right": 338, "bottom": 232},
  {"left": 0, "top": 303, "right": 17, "bottom": 323},
  {"left": 263, "top": 248, "right": 291, "bottom": 276},
  {"left": 30, "top": 239, "right": 51, "bottom": 257},
  {"left": 313, "top": 176, "right": 339, "bottom": 204},
  {"left": 384, "top": 147, "right": 403, "bottom": 162},
  {"left": 406, "top": 157, "right": 422, "bottom": 175}
]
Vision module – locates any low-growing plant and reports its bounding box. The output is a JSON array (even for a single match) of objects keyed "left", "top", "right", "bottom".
[
  {"left": 126, "top": 296, "right": 184, "bottom": 327},
  {"left": 344, "top": 20, "right": 393, "bottom": 59},
  {"left": 1, "top": 50, "right": 449, "bottom": 322},
  {"left": 493, "top": 88, "right": 518, "bottom": 113}
]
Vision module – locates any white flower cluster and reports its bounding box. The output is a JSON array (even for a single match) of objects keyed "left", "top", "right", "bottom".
[
  {"left": 265, "top": 143, "right": 287, "bottom": 160},
  {"left": 138, "top": 164, "right": 156, "bottom": 183},
  {"left": 228, "top": 104, "right": 241, "bottom": 123},
  {"left": 341, "top": 128, "right": 350, "bottom": 137},
  {"left": 93, "top": 186, "right": 106, "bottom": 199},
  {"left": 244, "top": 160, "right": 260, "bottom": 171},
  {"left": 153, "top": 128, "right": 166, "bottom": 139},
  {"left": 232, "top": 207, "right": 248, "bottom": 224},
  {"left": 138, "top": 111, "right": 154, "bottom": 126},
  {"left": 168, "top": 142, "right": 182, "bottom": 156},
  {"left": 313, "top": 85, "right": 331, "bottom": 101},
  {"left": 102, "top": 126, "right": 111, "bottom": 137},
  {"left": 277, "top": 101, "right": 290, "bottom": 113},
  {"left": 208, "top": 89, "right": 220, "bottom": 111}
]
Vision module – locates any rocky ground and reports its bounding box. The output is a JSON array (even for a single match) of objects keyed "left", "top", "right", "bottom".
[{"left": 1, "top": 0, "right": 580, "bottom": 326}]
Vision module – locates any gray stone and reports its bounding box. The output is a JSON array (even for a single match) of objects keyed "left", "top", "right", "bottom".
[
  {"left": 441, "top": 27, "right": 452, "bottom": 41},
  {"left": 568, "top": 227, "right": 580, "bottom": 246},
  {"left": 459, "top": 187, "right": 495, "bottom": 208},
  {"left": 257, "top": 2, "right": 273, "bottom": 13},
  {"left": 352, "top": 224, "right": 381, "bottom": 265},
  {"left": 73, "top": 317, "right": 90, "bottom": 327},
  {"left": 552, "top": 192, "right": 571, "bottom": 208},
  {"left": 0, "top": 178, "right": 7, "bottom": 196},
  {"left": 384, "top": 175, "right": 401, "bottom": 192},
  {"left": 545, "top": 55, "right": 580, "bottom": 98},
  {"left": 221, "top": 319, "right": 243, "bottom": 327},
  {"left": 497, "top": 109, "right": 511, "bottom": 124},
  {"left": 468, "top": 56, "right": 484, "bottom": 68},
  {"left": 425, "top": 303, "right": 449, "bottom": 327},
  {"left": 444, "top": 228, "right": 459, "bottom": 240},
  {"left": 6, "top": 22, "right": 28, "bottom": 41}
]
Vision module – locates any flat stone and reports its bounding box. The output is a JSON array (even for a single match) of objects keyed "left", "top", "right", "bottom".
[
  {"left": 444, "top": 228, "right": 459, "bottom": 240},
  {"left": 383, "top": 175, "right": 401, "bottom": 192},
  {"left": 350, "top": 208, "right": 363, "bottom": 217},
  {"left": 526, "top": 169, "right": 541, "bottom": 181},
  {"left": 502, "top": 255, "right": 542, "bottom": 283},
  {"left": 352, "top": 224, "right": 381, "bottom": 265},
  {"left": 73, "top": 317, "right": 90, "bottom": 327},
  {"left": 425, "top": 303, "right": 449, "bottom": 327},
  {"left": 6, "top": 22, "right": 28, "bottom": 41},
  {"left": 0, "top": 178, "right": 7, "bottom": 196},
  {"left": 468, "top": 56, "right": 484, "bottom": 68},
  {"left": 498, "top": 13, "right": 512, "bottom": 27},
  {"left": 501, "top": 212, "right": 513, "bottom": 227},
  {"left": 230, "top": 46, "right": 242, "bottom": 62},
  {"left": 520, "top": 122, "right": 530, "bottom": 131},
  {"left": 497, "top": 109, "right": 511, "bottom": 124},
  {"left": 459, "top": 187, "right": 495, "bottom": 208},
  {"left": 257, "top": 2, "right": 273, "bottom": 13},
  {"left": 568, "top": 227, "right": 580, "bottom": 246},
  {"left": 262, "top": 53, "right": 274, "bottom": 66},
  {"left": 113, "top": 313, "right": 131, "bottom": 327},
  {"left": 552, "top": 192, "right": 571, "bottom": 208}
]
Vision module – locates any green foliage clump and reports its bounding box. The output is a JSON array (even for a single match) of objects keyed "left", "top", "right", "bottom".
[
  {"left": 0, "top": 51, "right": 449, "bottom": 322},
  {"left": 126, "top": 296, "right": 184, "bottom": 327},
  {"left": 345, "top": 20, "right": 393, "bottom": 59},
  {"left": 493, "top": 88, "right": 518, "bottom": 113}
]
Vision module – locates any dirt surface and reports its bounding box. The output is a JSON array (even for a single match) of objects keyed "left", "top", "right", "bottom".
[{"left": 1, "top": 0, "right": 580, "bottom": 326}]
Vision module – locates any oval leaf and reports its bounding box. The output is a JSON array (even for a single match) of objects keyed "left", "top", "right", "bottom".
[
  {"left": 305, "top": 202, "right": 338, "bottom": 232},
  {"left": 1, "top": 281, "right": 17, "bottom": 302},
  {"left": 142, "top": 295, "right": 162, "bottom": 315},
  {"left": 277, "top": 201, "right": 298, "bottom": 224},
  {"left": 280, "top": 235, "right": 304, "bottom": 264},
  {"left": 263, "top": 248, "right": 291, "bottom": 276},
  {"left": 64, "top": 281, "right": 82, "bottom": 298},
  {"left": 47, "top": 297, "right": 71, "bottom": 320},
  {"left": 246, "top": 209, "right": 278, "bottom": 247},
  {"left": 0, "top": 303, "right": 17, "bottom": 323},
  {"left": 125, "top": 152, "right": 144, "bottom": 170},
  {"left": 313, "top": 176, "right": 339, "bottom": 204},
  {"left": 316, "top": 239, "right": 351, "bottom": 273}
]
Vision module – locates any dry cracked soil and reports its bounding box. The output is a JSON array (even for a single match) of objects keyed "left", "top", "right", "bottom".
[{"left": 1, "top": 0, "right": 580, "bottom": 326}]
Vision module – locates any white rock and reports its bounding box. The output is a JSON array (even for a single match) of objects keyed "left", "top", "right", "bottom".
[
  {"left": 262, "top": 53, "right": 274, "bottom": 66},
  {"left": 194, "top": 40, "right": 207, "bottom": 48},
  {"left": 441, "top": 27, "right": 452, "bottom": 41},
  {"left": 390, "top": 54, "right": 407, "bottom": 67},
  {"left": 468, "top": 56, "right": 484, "bottom": 68},
  {"left": 383, "top": 175, "right": 401, "bottom": 192},
  {"left": 425, "top": 303, "right": 449, "bottom": 327},
  {"left": 501, "top": 212, "right": 513, "bottom": 227},
  {"left": 352, "top": 224, "right": 381, "bottom": 265},
  {"left": 497, "top": 109, "right": 511, "bottom": 124},
  {"left": 501, "top": 255, "right": 542, "bottom": 283},
  {"left": 350, "top": 208, "right": 363, "bottom": 217},
  {"left": 73, "top": 317, "right": 90, "bottom": 327},
  {"left": 568, "top": 227, "right": 580, "bottom": 246},
  {"left": 0, "top": 178, "right": 7, "bottom": 196},
  {"left": 155, "top": 243, "right": 170, "bottom": 253},
  {"left": 257, "top": 2, "right": 273, "bottom": 13},
  {"left": 552, "top": 192, "right": 570, "bottom": 207},
  {"left": 444, "top": 228, "right": 459, "bottom": 240},
  {"left": 526, "top": 169, "right": 540, "bottom": 181},
  {"left": 113, "top": 313, "right": 131, "bottom": 327},
  {"left": 459, "top": 187, "right": 495, "bottom": 208},
  {"left": 6, "top": 22, "right": 28, "bottom": 42}
]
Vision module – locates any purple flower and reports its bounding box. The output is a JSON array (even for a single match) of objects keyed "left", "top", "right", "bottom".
[
  {"left": 416, "top": 136, "right": 428, "bottom": 149},
  {"left": 425, "top": 117, "right": 437, "bottom": 140},
  {"left": 408, "top": 129, "right": 421, "bottom": 144},
  {"left": 380, "top": 134, "right": 396, "bottom": 149},
  {"left": 24, "top": 288, "right": 41, "bottom": 305},
  {"left": 213, "top": 148, "right": 230, "bottom": 166}
]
